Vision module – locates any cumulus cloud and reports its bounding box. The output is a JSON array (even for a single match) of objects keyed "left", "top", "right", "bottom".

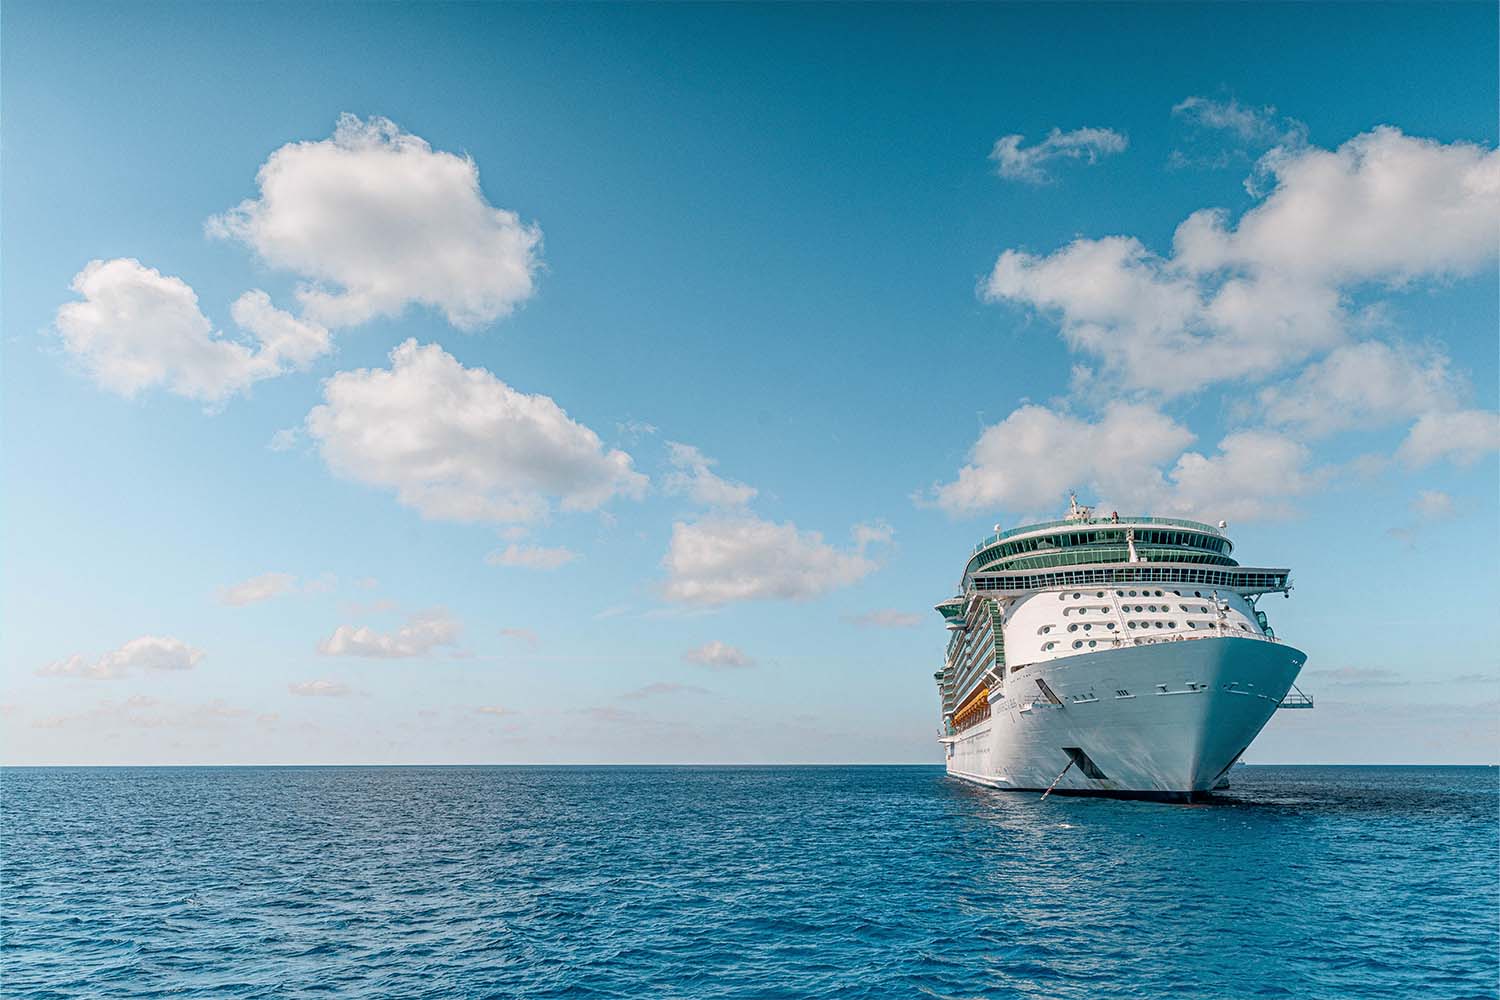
[
  {"left": 934, "top": 403, "right": 1319, "bottom": 523},
  {"left": 664, "top": 442, "right": 757, "bottom": 508},
  {"left": 208, "top": 114, "right": 540, "bottom": 330},
  {"left": 229, "top": 290, "right": 331, "bottom": 368},
  {"left": 317, "top": 609, "right": 461, "bottom": 658},
  {"left": 984, "top": 127, "right": 1500, "bottom": 396},
  {"left": 1165, "top": 430, "right": 1322, "bottom": 522},
  {"left": 288, "top": 679, "right": 351, "bottom": 697},
  {"left": 53, "top": 259, "right": 324, "bottom": 403},
  {"left": 218, "top": 572, "right": 298, "bottom": 606},
  {"left": 662, "top": 515, "right": 878, "bottom": 605},
  {"left": 1397, "top": 410, "right": 1500, "bottom": 467},
  {"left": 1256, "top": 340, "right": 1465, "bottom": 437},
  {"left": 990, "top": 127, "right": 1128, "bottom": 183},
  {"left": 683, "top": 641, "right": 754, "bottom": 669},
  {"left": 38, "top": 636, "right": 204, "bottom": 680},
  {"left": 844, "top": 609, "right": 923, "bottom": 629},
  {"left": 934, "top": 402, "right": 1194, "bottom": 514},
  {"left": 485, "top": 544, "right": 578, "bottom": 570},
  {"left": 305, "top": 339, "right": 647, "bottom": 524}
]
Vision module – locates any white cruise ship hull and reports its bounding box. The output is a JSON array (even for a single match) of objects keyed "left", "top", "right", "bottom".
[{"left": 943, "top": 636, "right": 1305, "bottom": 801}]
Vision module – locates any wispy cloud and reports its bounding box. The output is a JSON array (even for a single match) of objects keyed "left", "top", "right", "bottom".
[
  {"left": 990, "top": 127, "right": 1128, "bottom": 183},
  {"left": 288, "top": 679, "right": 352, "bottom": 697},
  {"left": 844, "top": 609, "right": 923, "bottom": 629},
  {"left": 620, "top": 682, "right": 709, "bottom": 701},
  {"left": 486, "top": 544, "right": 579, "bottom": 570},
  {"left": 683, "top": 641, "right": 754, "bottom": 670}
]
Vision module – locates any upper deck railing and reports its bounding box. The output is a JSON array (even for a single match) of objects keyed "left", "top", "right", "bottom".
[{"left": 969, "top": 516, "right": 1224, "bottom": 557}]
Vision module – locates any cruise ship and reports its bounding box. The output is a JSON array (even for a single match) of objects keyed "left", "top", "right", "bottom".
[{"left": 935, "top": 496, "right": 1312, "bottom": 801}]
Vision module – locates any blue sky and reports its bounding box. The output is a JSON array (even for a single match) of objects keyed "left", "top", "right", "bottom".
[{"left": 3, "top": 2, "right": 1496, "bottom": 765}]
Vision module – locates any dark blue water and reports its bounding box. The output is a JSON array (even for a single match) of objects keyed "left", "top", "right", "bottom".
[{"left": 2, "top": 765, "right": 1496, "bottom": 999}]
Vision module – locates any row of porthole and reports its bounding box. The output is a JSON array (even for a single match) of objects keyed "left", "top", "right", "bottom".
[
  {"left": 1129, "top": 620, "right": 1177, "bottom": 630},
  {"left": 1061, "top": 606, "right": 1111, "bottom": 616},
  {"left": 1067, "top": 622, "right": 1116, "bottom": 632},
  {"left": 1061, "top": 588, "right": 1216, "bottom": 601}
]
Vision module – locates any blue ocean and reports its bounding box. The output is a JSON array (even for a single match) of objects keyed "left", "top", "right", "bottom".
[{"left": 2, "top": 765, "right": 1496, "bottom": 999}]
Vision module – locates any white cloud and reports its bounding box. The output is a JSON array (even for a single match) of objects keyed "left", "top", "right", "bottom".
[
  {"left": 662, "top": 515, "right": 878, "bottom": 605},
  {"left": 1410, "top": 490, "right": 1456, "bottom": 520},
  {"left": 933, "top": 402, "right": 1195, "bottom": 514},
  {"left": 208, "top": 114, "right": 540, "bottom": 330},
  {"left": 218, "top": 572, "right": 298, "bottom": 606},
  {"left": 935, "top": 403, "right": 1319, "bottom": 523},
  {"left": 1163, "top": 430, "right": 1321, "bottom": 522},
  {"left": 1257, "top": 340, "right": 1463, "bottom": 437},
  {"left": 990, "top": 127, "right": 1128, "bottom": 183},
  {"left": 53, "top": 259, "right": 324, "bottom": 403},
  {"left": 268, "top": 428, "right": 301, "bottom": 452},
  {"left": 1397, "top": 410, "right": 1500, "bottom": 467},
  {"left": 1171, "top": 96, "right": 1307, "bottom": 155},
  {"left": 500, "top": 627, "right": 538, "bottom": 645},
  {"left": 288, "top": 679, "right": 351, "bottom": 697},
  {"left": 664, "top": 442, "right": 757, "bottom": 508},
  {"left": 485, "top": 544, "right": 578, "bottom": 570},
  {"left": 317, "top": 609, "right": 461, "bottom": 658},
  {"left": 844, "top": 609, "right": 923, "bottom": 629},
  {"left": 229, "top": 290, "right": 331, "bottom": 368},
  {"left": 38, "top": 636, "right": 204, "bottom": 680},
  {"left": 984, "top": 128, "right": 1500, "bottom": 396},
  {"left": 305, "top": 339, "right": 647, "bottom": 524},
  {"left": 851, "top": 521, "right": 894, "bottom": 549},
  {"left": 683, "top": 641, "right": 754, "bottom": 669}
]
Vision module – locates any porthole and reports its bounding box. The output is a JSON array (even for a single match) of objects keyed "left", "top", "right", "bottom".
[
  {"left": 1155, "top": 590, "right": 1164, "bottom": 597},
  {"left": 1073, "top": 593, "right": 1081, "bottom": 600},
  {"left": 1096, "top": 591, "right": 1105, "bottom": 598},
  {"left": 1129, "top": 590, "right": 1138, "bottom": 597},
  {"left": 1199, "top": 606, "right": 1209, "bottom": 613},
  {"left": 1068, "top": 624, "right": 1078, "bottom": 632},
  {"left": 1058, "top": 593, "right": 1066, "bottom": 601},
  {"left": 1087, "top": 640, "right": 1097, "bottom": 648},
  {"left": 1043, "top": 642, "right": 1055, "bottom": 651},
  {"left": 1194, "top": 591, "right": 1202, "bottom": 598},
  {"left": 1115, "top": 590, "right": 1124, "bottom": 597},
  {"left": 1040, "top": 625, "right": 1052, "bottom": 634},
  {"left": 1168, "top": 621, "right": 1176, "bottom": 628},
  {"left": 1072, "top": 641, "right": 1083, "bottom": 649},
  {"left": 1083, "top": 624, "right": 1092, "bottom": 631},
  {"left": 1154, "top": 621, "right": 1164, "bottom": 629},
  {"left": 1148, "top": 605, "right": 1157, "bottom": 612},
  {"left": 1128, "top": 622, "right": 1138, "bottom": 629},
  {"left": 1107, "top": 623, "right": 1116, "bottom": 631}
]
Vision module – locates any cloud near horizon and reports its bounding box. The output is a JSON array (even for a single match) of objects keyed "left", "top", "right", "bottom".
[{"left": 38, "top": 636, "right": 205, "bottom": 680}]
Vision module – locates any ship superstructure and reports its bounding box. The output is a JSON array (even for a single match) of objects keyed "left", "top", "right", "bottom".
[{"left": 935, "top": 496, "right": 1310, "bottom": 800}]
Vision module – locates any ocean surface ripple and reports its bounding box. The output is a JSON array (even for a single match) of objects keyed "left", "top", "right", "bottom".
[{"left": 2, "top": 765, "right": 1496, "bottom": 999}]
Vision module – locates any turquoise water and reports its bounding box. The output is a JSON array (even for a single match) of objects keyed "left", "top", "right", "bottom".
[{"left": 2, "top": 765, "right": 1496, "bottom": 998}]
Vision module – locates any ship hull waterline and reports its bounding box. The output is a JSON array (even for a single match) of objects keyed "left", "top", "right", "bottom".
[{"left": 942, "top": 636, "right": 1305, "bottom": 802}]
